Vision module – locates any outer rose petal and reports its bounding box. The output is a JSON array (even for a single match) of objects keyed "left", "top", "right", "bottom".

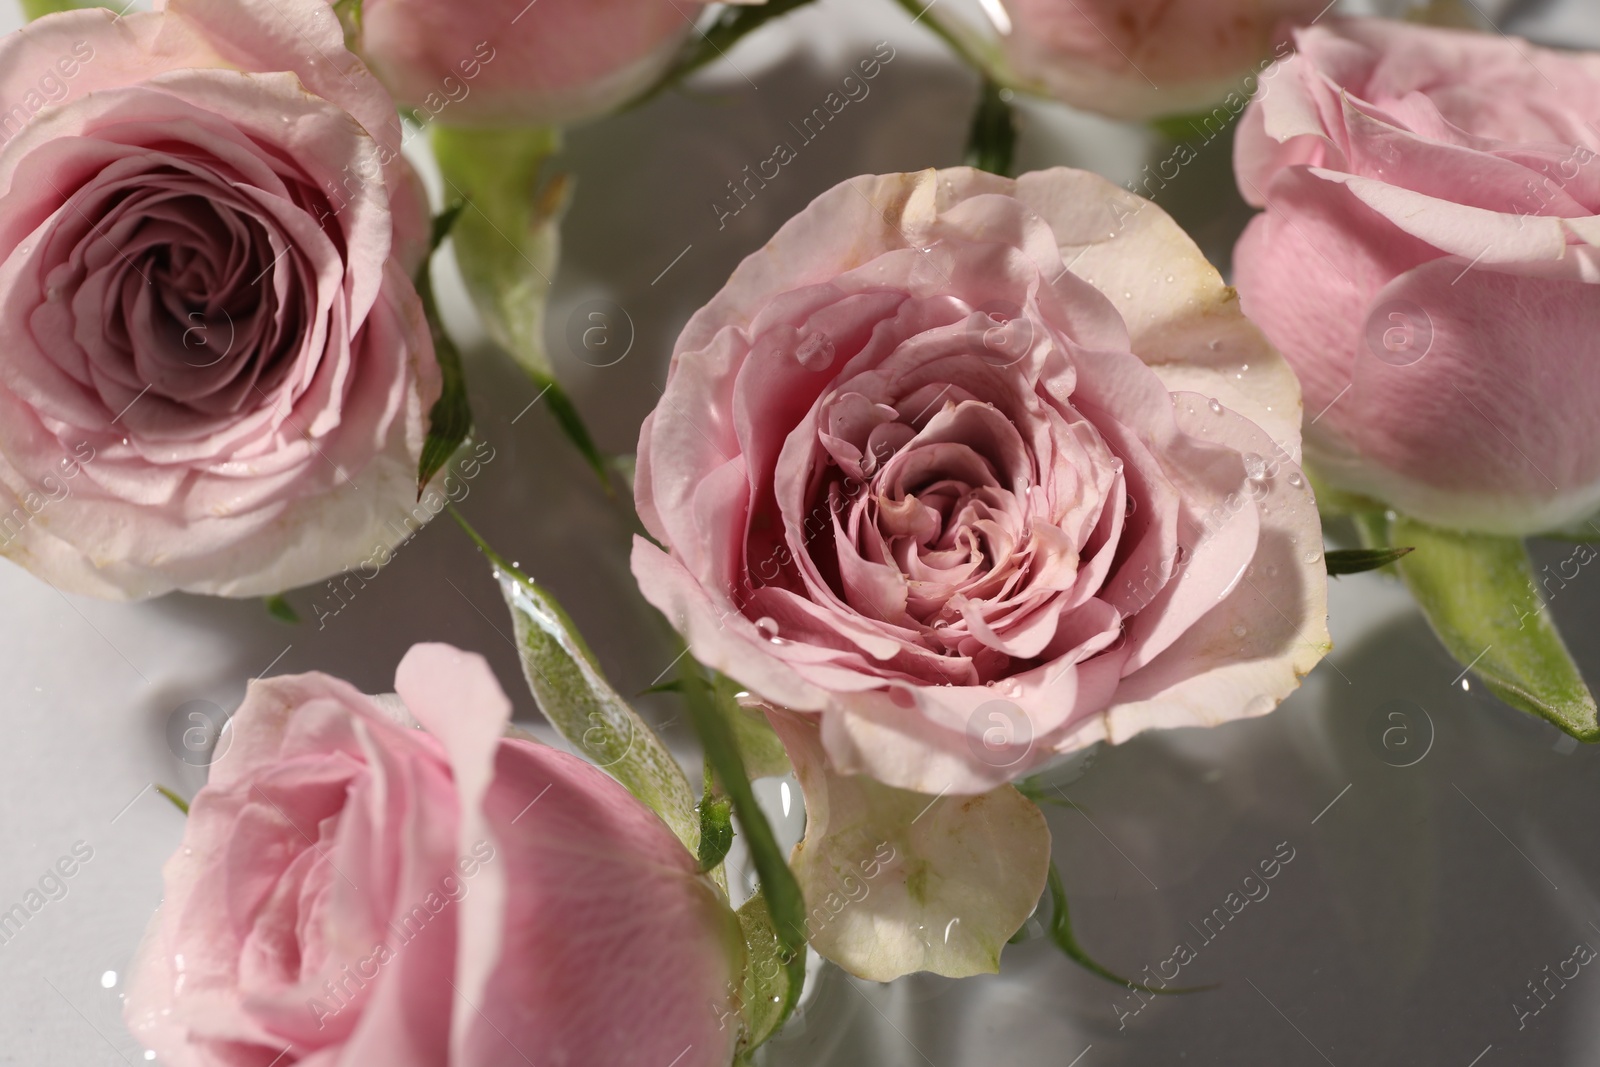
[
  {"left": 129, "top": 646, "right": 740, "bottom": 1067},
  {"left": 770, "top": 710, "right": 1051, "bottom": 983},
  {"left": 1015, "top": 168, "right": 1304, "bottom": 456},
  {"left": 636, "top": 167, "right": 1328, "bottom": 796},
  {"left": 355, "top": 0, "right": 718, "bottom": 127},
  {"left": 1234, "top": 18, "right": 1600, "bottom": 533}
]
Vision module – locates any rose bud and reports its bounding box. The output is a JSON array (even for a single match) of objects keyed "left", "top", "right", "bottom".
[
  {"left": 632, "top": 166, "right": 1330, "bottom": 795},
  {"left": 928, "top": 0, "right": 1329, "bottom": 121},
  {"left": 0, "top": 0, "right": 442, "bottom": 598},
  {"left": 126, "top": 644, "right": 739, "bottom": 1067},
  {"left": 1234, "top": 19, "right": 1600, "bottom": 534},
  {"left": 351, "top": 0, "right": 762, "bottom": 127}
]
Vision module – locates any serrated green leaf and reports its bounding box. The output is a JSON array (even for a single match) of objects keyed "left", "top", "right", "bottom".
[
  {"left": 452, "top": 514, "right": 701, "bottom": 850},
  {"left": 731, "top": 893, "right": 805, "bottom": 1063},
  {"left": 430, "top": 126, "right": 609, "bottom": 486},
  {"left": 963, "top": 78, "right": 1017, "bottom": 178},
  {"left": 263, "top": 595, "right": 300, "bottom": 624},
  {"left": 1048, "top": 863, "right": 1213, "bottom": 995},
  {"left": 680, "top": 662, "right": 808, "bottom": 958},
  {"left": 1384, "top": 514, "right": 1598, "bottom": 740},
  {"left": 1326, "top": 546, "right": 1414, "bottom": 576}
]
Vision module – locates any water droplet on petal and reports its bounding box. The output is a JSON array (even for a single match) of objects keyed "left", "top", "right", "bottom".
[
  {"left": 1232, "top": 624, "right": 1248, "bottom": 638},
  {"left": 1287, "top": 472, "right": 1304, "bottom": 488},
  {"left": 1207, "top": 398, "right": 1223, "bottom": 415},
  {"left": 1242, "top": 453, "right": 1268, "bottom": 482},
  {"left": 754, "top": 617, "right": 786, "bottom": 644},
  {"left": 794, "top": 330, "right": 836, "bottom": 371},
  {"left": 1164, "top": 275, "right": 1174, "bottom": 284},
  {"left": 1303, "top": 548, "right": 1323, "bottom": 564},
  {"left": 1208, "top": 339, "right": 1222, "bottom": 351}
]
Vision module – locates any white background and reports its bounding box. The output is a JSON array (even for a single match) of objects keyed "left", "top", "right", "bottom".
[{"left": 2, "top": 0, "right": 1600, "bottom": 1063}]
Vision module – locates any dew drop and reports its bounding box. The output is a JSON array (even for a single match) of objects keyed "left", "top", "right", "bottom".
[
  {"left": 794, "top": 330, "right": 836, "bottom": 371},
  {"left": 1286, "top": 472, "right": 1304, "bottom": 488},
  {"left": 1242, "top": 453, "right": 1268, "bottom": 482},
  {"left": 1123, "top": 291, "right": 1133, "bottom": 300},
  {"left": 1164, "top": 275, "right": 1174, "bottom": 284},
  {"left": 1125, "top": 495, "right": 1138, "bottom": 517},
  {"left": 754, "top": 617, "right": 783, "bottom": 643},
  {"left": 1208, "top": 339, "right": 1222, "bottom": 351},
  {"left": 1303, "top": 548, "right": 1323, "bottom": 564},
  {"left": 1207, "top": 398, "right": 1223, "bottom": 415},
  {"left": 1232, "top": 624, "right": 1248, "bottom": 638},
  {"left": 17, "top": 245, "right": 29, "bottom": 255}
]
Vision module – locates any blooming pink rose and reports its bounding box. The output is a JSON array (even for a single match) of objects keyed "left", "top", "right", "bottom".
[
  {"left": 1235, "top": 19, "right": 1600, "bottom": 534},
  {"left": 126, "top": 644, "right": 738, "bottom": 1067},
  {"left": 632, "top": 167, "right": 1330, "bottom": 795},
  {"left": 0, "top": 0, "right": 440, "bottom": 598},
  {"left": 353, "top": 0, "right": 759, "bottom": 127},
  {"left": 935, "top": 0, "right": 1327, "bottom": 120}
]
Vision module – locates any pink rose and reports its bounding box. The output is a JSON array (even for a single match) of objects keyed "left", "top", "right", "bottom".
[
  {"left": 126, "top": 644, "right": 738, "bottom": 1067},
  {"left": 632, "top": 167, "right": 1329, "bottom": 795},
  {"left": 1234, "top": 19, "right": 1600, "bottom": 534},
  {"left": 353, "top": 0, "right": 754, "bottom": 127},
  {"left": 938, "top": 0, "right": 1328, "bottom": 120},
  {"left": 0, "top": 0, "right": 439, "bottom": 598}
]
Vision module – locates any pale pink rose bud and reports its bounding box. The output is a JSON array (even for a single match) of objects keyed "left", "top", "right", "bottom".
[
  {"left": 1234, "top": 19, "right": 1600, "bottom": 534},
  {"left": 0, "top": 0, "right": 442, "bottom": 598},
  {"left": 126, "top": 644, "right": 740, "bottom": 1067},
  {"left": 351, "top": 0, "right": 755, "bottom": 127},
  {"left": 931, "top": 0, "right": 1329, "bottom": 120},
  {"left": 632, "top": 166, "right": 1330, "bottom": 795}
]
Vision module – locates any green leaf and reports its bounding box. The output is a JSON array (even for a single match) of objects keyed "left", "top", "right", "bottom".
[
  {"left": 452, "top": 513, "right": 701, "bottom": 850},
  {"left": 697, "top": 762, "right": 735, "bottom": 873},
  {"left": 731, "top": 892, "right": 805, "bottom": 1062},
  {"left": 1326, "top": 546, "right": 1414, "bottom": 576},
  {"left": 155, "top": 785, "right": 189, "bottom": 816},
  {"left": 263, "top": 595, "right": 300, "bottom": 625},
  {"left": 430, "top": 126, "right": 608, "bottom": 486},
  {"left": 679, "top": 661, "right": 807, "bottom": 958},
  {"left": 1384, "top": 514, "right": 1599, "bottom": 740},
  {"left": 1047, "top": 864, "right": 1213, "bottom": 995},
  {"left": 963, "top": 78, "right": 1018, "bottom": 178}
]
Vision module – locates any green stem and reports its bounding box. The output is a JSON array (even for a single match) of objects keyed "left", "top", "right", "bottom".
[{"left": 963, "top": 78, "right": 1018, "bottom": 177}]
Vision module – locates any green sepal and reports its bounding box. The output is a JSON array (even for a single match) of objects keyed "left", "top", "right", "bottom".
[
  {"left": 731, "top": 892, "right": 806, "bottom": 1063},
  {"left": 1326, "top": 546, "right": 1414, "bottom": 576},
  {"left": 1379, "top": 513, "right": 1599, "bottom": 740},
  {"left": 155, "top": 785, "right": 190, "bottom": 816},
  {"left": 263, "top": 595, "right": 300, "bottom": 624},
  {"left": 963, "top": 78, "right": 1018, "bottom": 178},
  {"left": 1047, "top": 864, "right": 1213, "bottom": 995},
  {"left": 452, "top": 513, "right": 702, "bottom": 850}
]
